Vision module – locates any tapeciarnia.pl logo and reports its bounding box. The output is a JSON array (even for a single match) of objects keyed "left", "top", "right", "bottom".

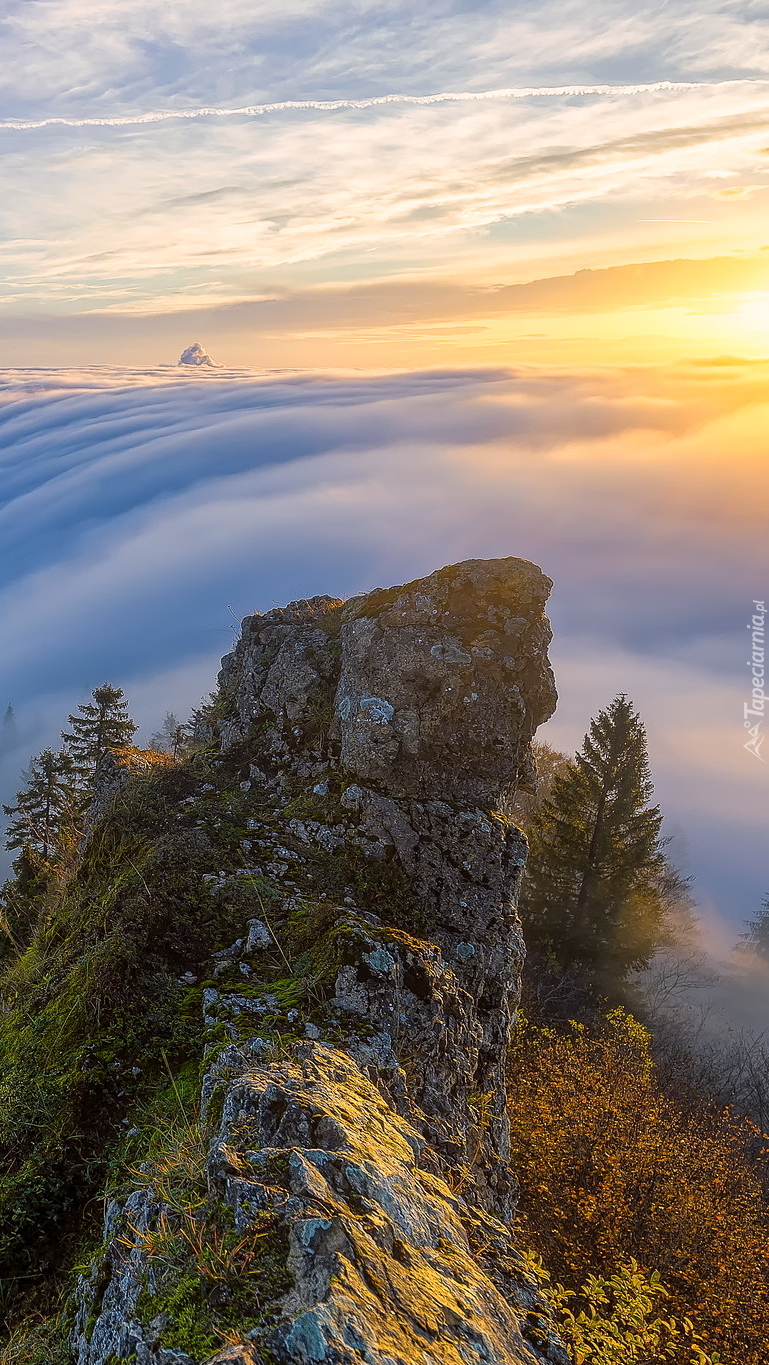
[{"left": 744, "top": 599, "right": 766, "bottom": 761}]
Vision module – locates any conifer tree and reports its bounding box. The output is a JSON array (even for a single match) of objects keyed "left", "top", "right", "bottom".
[
  {"left": 2, "top": 747, "right": 77, "bottom": 864},
  {"left": 735, "top": 894, "right": 769, "bottom": 962},
  {"left": 149, "top": 711, "right": 188, "bottom": 758},
  {"left": 61, "top": 683, "right": 137, "bottom": 790},
  {"left": 0, "top": 704, "right": 18, "bottom": 757},
  {"left": 520, "top": 695, "right": 667, "bottom": 975}
]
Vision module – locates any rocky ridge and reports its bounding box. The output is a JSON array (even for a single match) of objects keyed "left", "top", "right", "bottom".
[
  {"left": 178, "top": 342, "right": 220, "bottom": 367},
  {"left": 74, "top": 557, "right": 563, "bottom": 1365}
]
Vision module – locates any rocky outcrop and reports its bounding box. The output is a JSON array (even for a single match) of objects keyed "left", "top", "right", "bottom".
[
  {"left": 217, "top": 557, "right": 554, "bottom": 808},
  {"left": 216, "top": 557, "right": 556, "bottom": 1199},
  {"left": 178, "top": 342, "right": 220, "bottom": 367},
  {"left": 74, "top": 558, "right": 562, "bottom": 1365},
  {"left": 207, "top": 1042, "right": 561, "bottom": 1365}
]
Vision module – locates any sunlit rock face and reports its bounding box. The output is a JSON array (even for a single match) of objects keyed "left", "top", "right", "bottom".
[
  {"left": 75, "top": 558, "right": 565, "bottom": 1365},
  {"left": 178, "top": 341, "right": 218, "bottom": 366},
  {"left": 207, "top": 1043, "right": 564, "bottom": 1365},
  {"left": 214, "top": 556, "right": 557, "bottom": 1208}
]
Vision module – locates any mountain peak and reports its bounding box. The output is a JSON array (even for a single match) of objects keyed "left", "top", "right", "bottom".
[{"left": 178, "top": 341, "right": 219, "bottom": 367}]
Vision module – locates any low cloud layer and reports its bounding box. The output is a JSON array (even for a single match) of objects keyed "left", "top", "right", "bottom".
[{"left": 0, "top": 362, "right": 766, "bottom": 920}]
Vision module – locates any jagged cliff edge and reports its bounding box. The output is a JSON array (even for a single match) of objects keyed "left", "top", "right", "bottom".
[{"left": 74, "top": 557, "right": 565, "bottom": 1365}]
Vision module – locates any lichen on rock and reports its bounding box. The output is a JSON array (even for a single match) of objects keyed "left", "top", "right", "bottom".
[
  {"left": 73, "top": 557, "right": 564, "bottom": 1365},
  {"left": 206, "top": 1041, "right": 562, "bottom": 1365},
  {"left": 333, "top": 558, "right": 555, "bottom": 807}
]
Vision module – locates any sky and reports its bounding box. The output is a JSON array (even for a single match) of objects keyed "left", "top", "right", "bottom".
[{"left": 0, "top": 1, "right": 767, "bottom": 929}]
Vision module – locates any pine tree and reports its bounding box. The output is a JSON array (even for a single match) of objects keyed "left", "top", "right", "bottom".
[
  {"left": 520, "top": 695, "right": 667, "bottom": 975},
  {"left": 2, "top": 748, "right": 77, "bottom": 864},
  {"left": 61, "top": 683, "right": 137, "bottom": 791},
  {"left": 735, "top": 894, "right": 769, "bottom": 962},
  {"left": 149, "top": 711, "right": 188, "bottom": 758},
  {"left": 0, "top": 704, "right": 19, "bottom": 758}
]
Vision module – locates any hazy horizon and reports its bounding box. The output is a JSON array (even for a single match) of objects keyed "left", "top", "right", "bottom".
[{"left": 1, "top": 1, "right": 767, "bottom": 933}]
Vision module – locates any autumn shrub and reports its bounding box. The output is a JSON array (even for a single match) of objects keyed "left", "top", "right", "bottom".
[
  {"left": 522, "top": 1254, "right": 720, "bottom": 1365},
  {"left": 507, "top": 1009, "right": 769, "bottom": 1363}
]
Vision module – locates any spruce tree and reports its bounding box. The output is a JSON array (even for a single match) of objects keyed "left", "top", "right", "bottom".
[
  {"left": 149, "top": 711, "right": 187, "bottom": 758},
  {"left": 520, "top": 695, "right": 666, "bottom": 975},
  {"left": 735, "top": 895, "right": 769, "bottom": 962},
  {"left": 0, "top": 704, "right": 18, "bottom": 757},
  {"left": 2, "top": 747, "right": 77, "bottom": 864},
  {"left": 61, "top": 683, "right": 137, "bottom": 790}
]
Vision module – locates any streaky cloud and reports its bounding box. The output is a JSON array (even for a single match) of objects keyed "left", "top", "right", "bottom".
[{"left": 0, "top": 79, "right": 763, "bottom": 131}]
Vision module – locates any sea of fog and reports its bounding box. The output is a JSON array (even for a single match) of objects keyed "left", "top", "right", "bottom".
[{"left": 0, "top": 361, "right": 766, "bottom": 939}]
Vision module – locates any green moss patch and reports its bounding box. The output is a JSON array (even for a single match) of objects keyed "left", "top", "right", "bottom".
[{"left": 135, "top": 1198, "right": 291, "bottom": 1361}]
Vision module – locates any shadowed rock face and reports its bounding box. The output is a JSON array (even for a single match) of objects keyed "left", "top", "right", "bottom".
[{"left": 75, "top": 558, "right": 565, "bottom": 1365}]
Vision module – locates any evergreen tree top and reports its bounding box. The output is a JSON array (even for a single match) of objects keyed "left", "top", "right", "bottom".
[
  {"left": 736, "top": 893, "right": 769, "bottom": 962},
  {"left": 61, "top": 682, "right": 137, "bottom": 783},
  {"left": 2, "top": 747, "right": 77, "bottom": 862},
  {"left": 520, "top": 693, "right": 668, "bottom": 976}
]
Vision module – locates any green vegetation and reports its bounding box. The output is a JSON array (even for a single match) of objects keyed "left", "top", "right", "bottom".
[
  {"left": 0, "top": 1308, "right": 72, "bottom": 1365},
  {"left": 1, "top": 685, "right": 145, "bottom": 950},
  {"left": 126, "top": 1113, "right": 290, "bottom": 1360},
  {"left": 523, "top": 1255, "right": 721, "bottom": 1365},
  {"left": 2, "top": 749, "right": 77, "bottom": 867},
  {"left": 61, "top": 683, "right": 137, "bottom": 794},
  {"left": 0, "top": 744, "right": 274, "bottom": 1315},
  {"left": 0, "top": 676, "right": 378, "bottom": 1342},
  {"left": 520, "top": 695, "right": 684, "bottom": 978}
]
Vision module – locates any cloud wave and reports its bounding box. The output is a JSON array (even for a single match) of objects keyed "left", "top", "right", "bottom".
[{"left": 0, "top": 363, "right": 767, "bottom": 917}]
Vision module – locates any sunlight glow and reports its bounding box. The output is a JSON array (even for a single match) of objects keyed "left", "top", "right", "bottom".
[{"left": 737, "top": 292, "right": 769, "bottom": 333}]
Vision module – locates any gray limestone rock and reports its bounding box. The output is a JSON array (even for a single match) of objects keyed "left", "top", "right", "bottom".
[
  {"left": 73, "top": 556, "right": 563, "bottom": 1365},
  {"left": 333, "top": 559, "right": 556, "bottom": 806},
  {"left": 211, "top": 556, "right": 556, "bottom": 1218},
  {"left": 78, "top": 1043, "right": 567, "bottom": 1365},
  {"left": 217, "top": 561, "right": 556, "bottom": 811}
]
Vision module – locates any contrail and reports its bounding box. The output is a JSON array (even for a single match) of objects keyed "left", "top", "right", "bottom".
[{"left": 0, "top": 80, "right": 765, "bottom": 131}]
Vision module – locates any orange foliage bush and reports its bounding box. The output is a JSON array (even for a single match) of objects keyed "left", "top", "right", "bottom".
[
  {"left": 507, "top": 1009, "right": 769, "bottom": 1363},
  {"left": 110, "top": 744, "right": 176, "bottom": 774}
]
